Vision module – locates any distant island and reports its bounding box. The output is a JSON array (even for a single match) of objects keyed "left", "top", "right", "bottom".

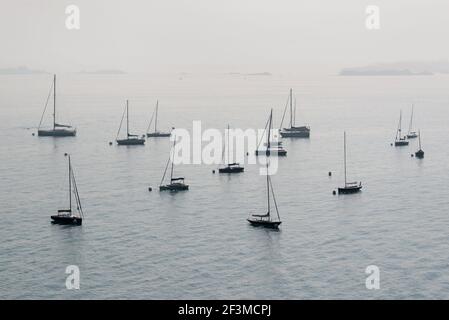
[
  {"left": 79, "top": 69, "right": 126, "bottom": 75},
  {"left": 229, "top": 72, "right": 272, "bottom": 76},
  {"left": 0, "top": 66, "right": 48, "bottom": 75},
  {"left": 340, "top": 60, "right": 449, "bottom": 76}
]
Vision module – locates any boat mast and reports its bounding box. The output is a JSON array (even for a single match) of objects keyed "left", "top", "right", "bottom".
[
  {"left": 266, "top": 110, "right": 273, "bottom": 216},
  {"left": 53, "top": 74, "right": 56, "bottom": 130},
  {"left": 126, "top": 100, "right": 129, "bottom": 137},
  {"left": 155, "top": 100, "right": 158, "bottom": 133},
  {"left": 289, "top": 88, "right": 293, "bottom": 128},
  {"left": 68, "top": 155, "right": 72, "bottom": 212},
  {"left": 170, "top": 136, "right": 176, "bottom": 181},
  {"left": 398, "top": 110, "right": 402, "bottom": 139},
  {"left": 343, "top": 131, "right": 347, "bottom": 187},
  {"left": 408, "top": 104, "right": 414, "bottom": 134},
  {"left": 227, "top": 124, "right": 230, "bottom": 165},
  {"left": 418, "top": 130, "right": 422, "bottom": 150}
]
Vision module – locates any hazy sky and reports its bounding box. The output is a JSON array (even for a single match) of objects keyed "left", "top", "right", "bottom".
[{"left": 1, "top": 0, "right": 449, "bottom": 74}]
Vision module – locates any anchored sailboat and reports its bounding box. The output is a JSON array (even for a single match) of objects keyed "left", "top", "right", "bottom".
[
  {"left": 159, "top": 136, "right": 189, "bottom": 191},
  {"left": 280, "top": 88, "right": 310, "bottom": 138},
  {"left": 394, "top": 110, "right": 409, "bottom": 146},
  {"left": 255, "top": 109, "right": 287, "bottom": 156},
  {"left": 51, "top": 155, "right": 84, "bottom": 225},
  {"left": 406, "top": 105, "right": 418, "bottom": 139},
  {"left": 338, "top": 132, "right": 362, "bottom": 194},
  {"left": 116, "top": 100, "right": 145, "bottom": 145},
  {"left": 146, "top": 100, "right": 172, "bottom": 138},
  {"left": 415, "top": 130, "right": 424, "bottom": 159},
  {"left": 219, "top": 124, "right": 244, "bottom": 173},
  {"left": 38, "top": 75, "right": 76, "bottom": 137},
  {"left": 247, "top": 123, "right": 282, "bottom": 228}
]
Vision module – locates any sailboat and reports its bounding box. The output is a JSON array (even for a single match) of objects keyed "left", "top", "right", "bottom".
[
  {"left": 38, "top": 74, "right": 76, "bottom": 137},
  {"left": 159, "top": 136, "right": 189, "bottom": 191},
  {"left": 218, "top": 124, "right": 244, "bottom": 173},
  {"left": 280, "top": 88, "right": 310, "bottom": 138},
  {"left": 255, "top": 109, "right": 287, "bottom": 156},
  {"left": 394, "top": 110, "right": 409, "bottom": 146},
  {"left": 338, "top": 132, "right": 362, "bottom": 194},
  {"left": 247, "top": 117, "right": 282, "bottom": 228},
  {"left": 116, "top": 100, "right": 145, "bottom": 145},
  {"left": 51, "top": 155, "right": 84, "bottom": 225},
  {"left": 415, "top": 130, "right": 424, "bottom": 158},
  {"left": 146, "top": 100, "right": 172, "bottom": 138},
  {"left": 406, "top": 105, "right": 418, "bottom": 139}
]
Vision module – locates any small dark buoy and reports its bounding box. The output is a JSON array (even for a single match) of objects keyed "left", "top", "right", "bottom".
[
  {"left": 332, "top": 190, "right": 336, "bottom": 195},
  {"left": 411, "top": 154, "right": 414, "bottom": 157},
  {"left": 64, "top": 153, "right": 68, "bottom": 156},
  {"left": 32, "top": 133, "right": 35, "bottom": 136},
  {"left": 390, "top": 143, "right": 393, "bottom": 146},
  {"left": 328, "top": 171, "right": 332, "bottom": 177},
  {"left": 246, "top": 152, "right": 249, "bottom": 156},
  {"left": 109, "top": 141, "right": 113, "bottom": 145},
  {"left": 212, "top": 170, "right": 215, "bottom": 174},
  {"left": 148, "top": 187, "right": 152, "bottom": 192}
]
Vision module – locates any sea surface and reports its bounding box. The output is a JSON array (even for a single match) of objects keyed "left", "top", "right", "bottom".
[{"left": 1, "top": 72, "right": 449, "bottom": 299}]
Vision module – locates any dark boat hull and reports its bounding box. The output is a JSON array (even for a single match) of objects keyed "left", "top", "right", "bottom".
[
  {"left": 218, "top": 166, "right": 244, "bottom": 173},
  {"left": 116, "top": 138, "right": 145, "bottom": 145},
  {"left": 159, "top": 184, "right": 189, "bottom": 191},
  {"left": 415, "top": 150, "right": 424, "bottom": 158},
  {"left": 255, "top": 150, "right": 287, "bottom": 156},
  {"left": 147, "top": 132, "right": 171, "bottom": 137},
  {"left": 247, "top": 219, "right": 281, "bottom": 229},
  {"left": 394, "top": 140, "right": 409, "bottom": 146},
  {"left": 407, "top": 133, "right": 418, "bottom": 139},
  {"left": 338, "top": 185, "right": 362, "bottom": 194},
  {"left": 280, "top": 130, "right": 310, "bottom": 138},
  {"left": 51, "top": 215, "right": 82, "bottom": 225},
  {"left": 38, "top": 129, "right": 76, "bottom": 137}
]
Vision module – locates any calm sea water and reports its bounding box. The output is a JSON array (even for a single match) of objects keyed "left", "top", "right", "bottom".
[{"left": 1, "top": 73, "right": 449, "bottom": 299}]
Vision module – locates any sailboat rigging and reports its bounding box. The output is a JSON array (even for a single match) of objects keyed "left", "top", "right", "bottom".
[
  {"left": 50, "top": 155, "right": 84, "bottom": 225},
  {"left": 247, "top": 112, "right": 282, "bottom": 228},
  {"left": 146, "top": 100, "right": 172, "bottom": 138},
  {"left": 394, "top": 110, "right": 409, "bottom": 146},
  {"left": 255, "top": 109, "right": 287, "bottom": 156},
  {"left": 406, "top": 105, "right": 418, "bottom": 139},
  {"left": 415, "top": 130, "right": 424, "bottom": 159},
  {"left": 38, "top": 74, "right": 76, "bottom": 137},
  {"left": 159, "top": 136, "right": 189, "bottom": 191},
  {"left": 218, "top": 124, "right": 244, "bottom": 173},
  {"left": 280, "top": 88, "right": 310, "bottom": 138},
  {"left": 337, "top": 132, "right": 362, "bottom": 194},
  {"left": 116, "top": 100, "right": 145, "bottom": 145}
]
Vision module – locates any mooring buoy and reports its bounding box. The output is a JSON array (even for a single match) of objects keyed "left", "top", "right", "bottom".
[
  {"left": 148, "top": 187, "right": 152, "bottom": 192},
  {"left": 109, "top": 141, "right": 113, "bottom": 146},
  {"left": 212, "top": 170, "right": 215, "bottom": 174},
  {"left": 328, "top": 171, "right": 332, "bottom": 177},
  {"left": 332, "top": 190, "right": 336, "bottom": 195}
]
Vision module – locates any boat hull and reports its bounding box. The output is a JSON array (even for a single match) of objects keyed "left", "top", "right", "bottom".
[
  {"left": 38, "top": 129, "right": 76, "bottom": 137},
  {"left": 338, "top": 185, "right": 362, "bottom": 194},
  {"left": 218, "top": 166, "right": 244, "bottom": 173},
  {"left": 117, "top": 138, "right": 145, "bottom": 145},
  {"left": 147, "top": 132, "right": 171, "bottom": 138},
  {"left": 280, "top": 130, "right": 310, "bottom": 138},
  {"left": 247, "top": 219, "right": 281, "bottom": 229},
  {"left": 415, "top": 150, "right": 424, "bottom": 158},
  {"left": 159, "top": 184, "right": 189, "bottom": 191},
  {"left": 255, "top": 150, "right": 287, "bottom": 156},
  {"left": 394, "top": 140, "right": 409, "bottom": 146},
  {"left": 407, "top": 133, "right": 418, "bottom": 139},
  {"left": 51, "top": 215, "right": 82, "bottom": 225}
]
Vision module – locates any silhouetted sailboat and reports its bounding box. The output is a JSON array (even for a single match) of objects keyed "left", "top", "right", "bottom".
[
  {"left": 247, "top": 123, "right": 282, "bottom": 228},
  {"left": 146, "top": 100, "right": 171, "bottom": 137},
  {"left": 255, "top": 109, "right": 287, "bottom": 156},
  {"left": 280, "top": 88, "right": 310, "bottom": 138},
  {"left": 38, "top": 75, "right": 76, "bottom": 137},
  {"left": 394, "top": 110, "right": 409, "bottom": 146},
  {"left": 338, "top": 132, "right": 362, "bottom": 194},
  {"left": 159, "top": 136, "right": 189, "bottom": 191},
  {"left": 51, "top": 155, "right": 83, "bottom": 225},
  {"left": 415, "top": 130, "right": 424, "bottom": 158},
  {"left": 407, "top": 105, "right": 418, "bottom": 139},
  {"left": 116, "top": 100, "right": 145, "bottom": 145},
  {"left": 219, "top": 124, "right": 244, "bottom": 173}
]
